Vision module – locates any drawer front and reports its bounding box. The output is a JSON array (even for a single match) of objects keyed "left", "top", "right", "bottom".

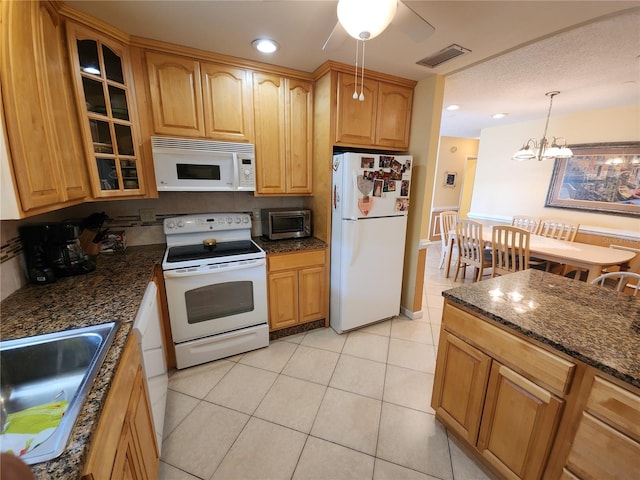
[
  {"left": 443, "top": 302, "right": 575, "bottom": 395},
  {"left": 586, "top": 376, "right": 640, "bottom": 441},
  {"left": 268, "top": 249, "right": 325, "bottom": 272},
  {"left": 566, "top": 412, "right": 640, "bottom": 480}
]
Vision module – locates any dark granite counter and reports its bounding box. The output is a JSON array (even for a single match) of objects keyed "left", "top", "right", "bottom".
[
  {"left": 0, "top": 244, "right": 166, "bottom": 479},
  {"left": 442, "top": 269, "right": 640, "bottom": 389},
  {"left": 253, "top": 236, "right": 327, "bottom": 255}
]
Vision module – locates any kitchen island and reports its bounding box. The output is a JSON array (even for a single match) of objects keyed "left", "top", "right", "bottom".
[
  {"left": 433, "top": 269, "right": 639, "bottom": 479},
  {"left": 0, "top": 244, "right": 165, "bottom": 479}
]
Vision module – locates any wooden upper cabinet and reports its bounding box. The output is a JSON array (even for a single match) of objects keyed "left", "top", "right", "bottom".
[
  {"left": 67, "top": 22, "right": 146, "bottom": 198},
  {"left": 253, "top": 72, "right": 312, "bottom": 195},
  {"left": 201, "top": 63, "right": 254, "bottom": 143},
  {"left": 335, "top": 74, "right": 378, "bottom": 146},
  {"left": 146, "top": 51, "right": 204, "bottom": 137},
  {"left": 376, "top": 81, "right": 413, "bottom": 149},
  {"left": 145, "top": 52, "right": 255, "bottom": 143},
  {"left": 286, "top": 78, "right": 313, "bottom": 194},
  {"left": 253, "top": 72, "right": 286, "bottom": 194},
  {"left": 0, "top": 0, "right": 89, "bottom": 214},
  {"left": 335, "top": 72, "right": 413, "bottom": 151}
]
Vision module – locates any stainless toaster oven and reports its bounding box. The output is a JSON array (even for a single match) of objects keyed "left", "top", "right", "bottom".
[{"left": 261, "top": 208, "right": 311, "bottom": 240}]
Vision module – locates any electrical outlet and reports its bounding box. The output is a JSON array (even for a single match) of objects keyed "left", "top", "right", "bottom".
[
  {"left": 139, "top": 208, "right": 156, "bottom": 223},
  {"left": 252, "top": 208, "right": 261, "bottom": 220}
]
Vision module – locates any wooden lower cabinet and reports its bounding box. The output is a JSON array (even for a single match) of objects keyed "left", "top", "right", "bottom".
[
  {"left": 432, "top": 302, "right": 570, "bottom": 480},
  {"left": 267, "top": 249, "right": 326, "bottom": 331},
  {"left": 477, "top": 362, "right": 563, "bottom": 480},
  {"left": 432, "top": 330, "right": 491, "bottom": 444},
  {"left": 562, "top": 374, "right": 640, "bottom": 480},
  {"left": 82, "top": 335, "right": 159, "bottom": 480}
]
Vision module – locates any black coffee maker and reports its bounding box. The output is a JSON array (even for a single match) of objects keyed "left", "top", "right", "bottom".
[{"left": 19, "top": 223, "right": 96, "bottom": 284}]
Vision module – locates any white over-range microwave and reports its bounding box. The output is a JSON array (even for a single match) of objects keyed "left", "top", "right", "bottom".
[{"left": 151, "top": 136, "right": 256, "bottom": 192}]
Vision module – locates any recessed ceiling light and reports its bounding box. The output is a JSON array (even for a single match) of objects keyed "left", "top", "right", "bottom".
[
  {"left": 446, "top": 104, "right": 460, "bottom": 111},
  {"left": 492, "top": 113, "right": 508, "bottom": 119},
  {"left": 252, "top": 38, "right": 279, "bottom": 54}
]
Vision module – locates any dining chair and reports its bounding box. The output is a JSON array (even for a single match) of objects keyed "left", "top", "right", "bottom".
[
  {"left": 454, "top": 219, "right": 492, "bottom": 282},
  {"left": 438, "top": 211, "right": 459, "bottom": 270},
  {"left": 531, "top": 219, "right": 580, "bottom": 272},
  {"left": 511, "top": 215, "right": 539, "bottom": 233},
  {"left": 536, "top": 219, "right": 579, "bottom": 241},
  {"left": 590, "top": 271, "right": 640, "bottom": 296},
  {"left": 491, "top": 226, "right": 530, "bottom": 277}
]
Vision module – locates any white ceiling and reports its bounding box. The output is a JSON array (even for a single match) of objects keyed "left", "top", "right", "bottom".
[{"left": 67, "top": 1, "right": 640, "bottom": 139}]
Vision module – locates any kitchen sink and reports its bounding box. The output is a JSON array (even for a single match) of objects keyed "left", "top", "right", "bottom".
[{"left": 0, "top": 322, "right": 117, "bottom": 464}]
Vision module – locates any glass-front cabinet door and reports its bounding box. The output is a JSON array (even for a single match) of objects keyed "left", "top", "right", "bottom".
[{"left": 66, "top": 23, "right": 145, "bottom": 197}]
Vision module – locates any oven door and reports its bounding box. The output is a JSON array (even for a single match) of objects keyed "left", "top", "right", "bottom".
[{"left": 163, "top": 258, "right": 267, "bottom": 344}]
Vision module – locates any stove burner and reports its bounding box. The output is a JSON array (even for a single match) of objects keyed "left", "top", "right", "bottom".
[{"left": 166, "top": 240, "right": 261, "bottom": 263}]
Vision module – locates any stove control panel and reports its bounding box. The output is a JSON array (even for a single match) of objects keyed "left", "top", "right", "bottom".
[{"left": 164, "top": 213, "right": 251, "bottom": 233}]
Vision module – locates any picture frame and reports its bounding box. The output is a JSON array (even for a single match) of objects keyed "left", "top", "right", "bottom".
[
  {"left": 444, "top": 172, "right": 457, "bottom": 187},
  {"left": 545, "top": 142, "right": 640, "bottom": 217}
]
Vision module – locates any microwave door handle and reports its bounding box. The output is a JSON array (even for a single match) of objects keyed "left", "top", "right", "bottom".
[{"left": 232, "top": 153, "right": 240, "bottom": 190}]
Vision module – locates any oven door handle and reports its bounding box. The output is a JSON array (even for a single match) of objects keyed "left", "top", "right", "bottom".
[{"left": 163, "top": 259, "right": 266, "bottom": 278}]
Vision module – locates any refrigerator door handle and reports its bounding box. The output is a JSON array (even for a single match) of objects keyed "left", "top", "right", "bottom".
[{"left": 346, "top": 219, "right": 361, "bottom": 266}]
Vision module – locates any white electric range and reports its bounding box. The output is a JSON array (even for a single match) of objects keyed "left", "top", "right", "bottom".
[{"left": 161, "top": 213, "right": 268, "bottom": 369}]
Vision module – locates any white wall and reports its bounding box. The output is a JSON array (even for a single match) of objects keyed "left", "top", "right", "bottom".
[{"left": 470, "top": 104, "right": 640, "bottom": 237}]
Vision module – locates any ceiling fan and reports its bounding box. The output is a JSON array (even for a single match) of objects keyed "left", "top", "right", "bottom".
[{"left": 322, "top": 0, "right": 435, "bottom": 51}]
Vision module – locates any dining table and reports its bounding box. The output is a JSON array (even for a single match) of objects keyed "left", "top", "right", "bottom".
[{"left": 444, "top": 227, "right": 637, "bottom": 282}]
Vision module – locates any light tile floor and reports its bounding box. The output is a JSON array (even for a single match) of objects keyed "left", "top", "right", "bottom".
[{"left": 159, "top": 243, "right": 491, "bottom": 480}]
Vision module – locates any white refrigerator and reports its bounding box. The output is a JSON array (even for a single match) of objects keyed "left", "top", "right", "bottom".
[{"left": 330, "top": 152, "right": 412, "bottom": 333}]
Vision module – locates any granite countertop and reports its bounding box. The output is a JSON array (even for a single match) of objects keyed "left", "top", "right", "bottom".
[
  {"left": 253, "top": 236, "right": 327, "bottom": 255},
  {"left": 0, "top": 244, "right": 166, "bottom": 479},
  {"left": 442, "top": 269, "right": 640, "bottom": 388}
]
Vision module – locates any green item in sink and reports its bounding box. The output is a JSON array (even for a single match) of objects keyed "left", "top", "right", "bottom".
[
  {"left": 3, "top": 401, "right": 69, "bottom": 434},
  {"left": 1, "top": 401, "right": 69, "bottom": 457}
]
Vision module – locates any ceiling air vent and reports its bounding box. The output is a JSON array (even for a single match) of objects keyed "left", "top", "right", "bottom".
[{"left": 417, "top": 44, "right": 471, "bottom": 68}]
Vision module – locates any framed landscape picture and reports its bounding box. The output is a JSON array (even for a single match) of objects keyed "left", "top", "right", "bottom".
[{"left": 545, "top": 142, "right": 640, "bottom": 217}]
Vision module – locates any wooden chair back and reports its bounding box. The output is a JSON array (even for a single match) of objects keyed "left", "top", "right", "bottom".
[
  {"left": 438, "top": 211, "right": 459, "bottom": 268},
  {"left": 536, "top": 219, "right": 579, "bottom": 241},
  {"left": 511, "top": 215, "right": 538, "bottom": 233},
  {"left": 492, "top": 226, "right": 530, "bottom": 277},
  {"left": 454, "top": 220, "right": 492, "bottom": 282},
  {"left": 590, "top": 271, "right": 640, "bottom": 296}
]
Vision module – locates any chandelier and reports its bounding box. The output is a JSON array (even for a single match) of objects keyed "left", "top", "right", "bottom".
[
  {"left": 337, "top": 0, "right": 397, "bottom": 101},
  {"left": 512, "top": 91, "right": 573, "bottom": 161}
]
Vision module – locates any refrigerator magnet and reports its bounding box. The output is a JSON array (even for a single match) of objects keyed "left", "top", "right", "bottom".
[
  {"left": 379, "top": 156, "right": 393, "bottom": 168},
  {"left": 395, "top": 198, "right": 409, "bottom": 211},
  {"left": 361, "top": 157, "right": 375, "bottom": 169},
  {"left": 373, "top": 179, "right": 383, "bottom": 197},
  {"left": 388, "top": 181, "right": 396, "bottom": 192},
  {"left": 357, "top": 175, "right": 373, "bottom": 196},
  {"left": 358, "top": 197, "right": 373, "bottom": 215},
  {"left": 401, "top": 180, "right": 410, "bottom": 196}
]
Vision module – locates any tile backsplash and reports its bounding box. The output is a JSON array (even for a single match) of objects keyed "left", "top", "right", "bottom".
[{"left": 0, "top": 191, "right": 304, "bottom": 299}]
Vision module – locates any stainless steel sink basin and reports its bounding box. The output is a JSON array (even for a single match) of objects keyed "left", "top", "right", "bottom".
[{"left": 0, "top": 322, "right": 117, "bottom": 464}]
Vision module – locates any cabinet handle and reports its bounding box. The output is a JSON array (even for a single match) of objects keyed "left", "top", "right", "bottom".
[{"left": 499, "top": 364, "right": 552, "bottom": 403}]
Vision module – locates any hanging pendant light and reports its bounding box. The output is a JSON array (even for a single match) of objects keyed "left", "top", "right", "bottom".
[
  {"left": 337, "top": 0, "right": 397, "bottom": 101},
  {"left": 512, "top": 91, "right": 573, "bottom": 161}
]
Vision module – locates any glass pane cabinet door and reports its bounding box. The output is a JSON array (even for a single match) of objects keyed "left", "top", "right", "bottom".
[{"left": 68, "top": 24, "right": 144, "bottom": 197}]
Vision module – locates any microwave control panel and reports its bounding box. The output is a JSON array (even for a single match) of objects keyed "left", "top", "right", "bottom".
[{"left": 238, "top": 157, "right": 256, "bottom": 190}]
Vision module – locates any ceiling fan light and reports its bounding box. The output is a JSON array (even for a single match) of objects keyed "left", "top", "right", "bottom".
[{"left": 337, "top": 0, "right": 397, "bottom": 40}]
